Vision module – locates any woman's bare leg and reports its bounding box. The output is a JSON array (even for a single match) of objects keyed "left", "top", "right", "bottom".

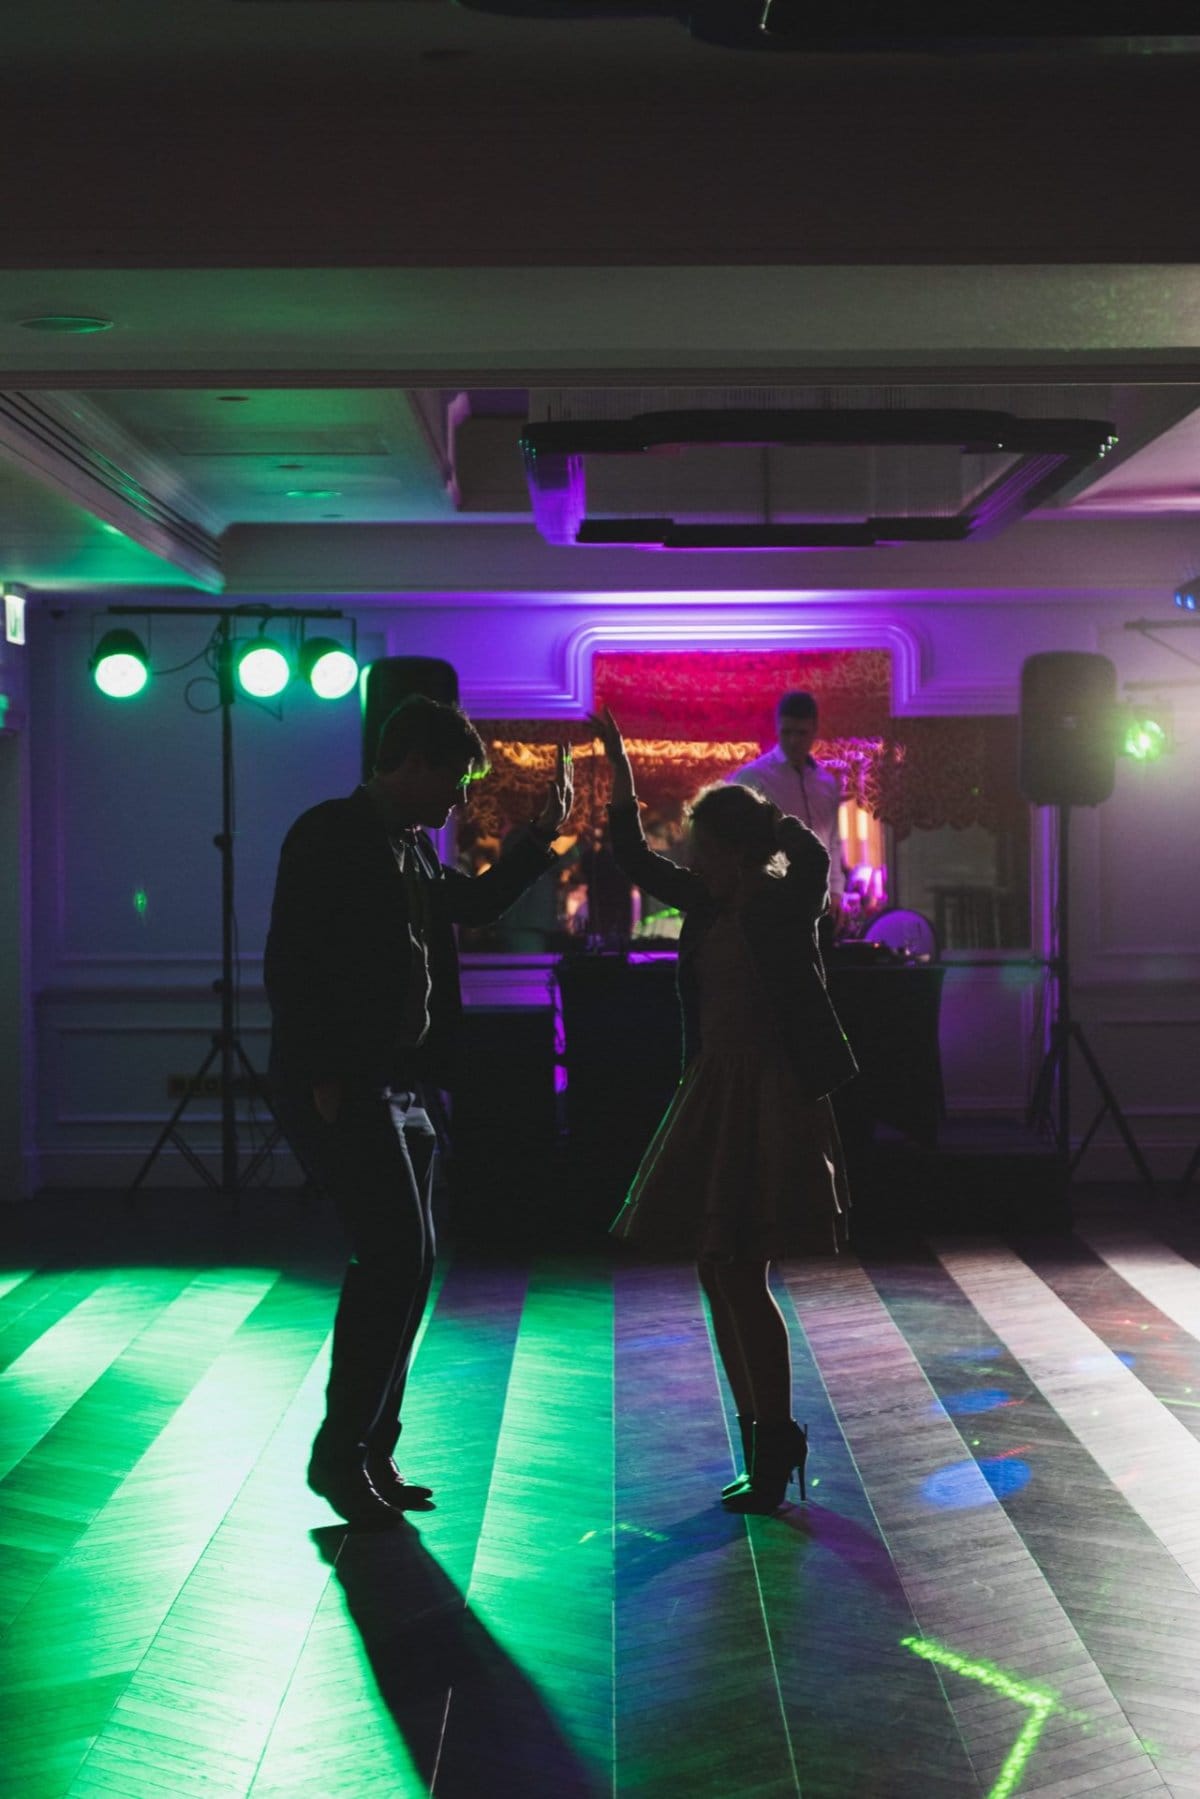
[
  {"left": 707, "top": 1258, "right": 792, "bottom": 1423},
  {"left": 697, "top": 1256, "right": 756, "bottom": 1418}
]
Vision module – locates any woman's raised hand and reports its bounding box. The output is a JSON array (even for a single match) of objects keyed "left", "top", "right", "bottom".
[{"left": 587, "top": 706, "right": 636, "bottom": 806}]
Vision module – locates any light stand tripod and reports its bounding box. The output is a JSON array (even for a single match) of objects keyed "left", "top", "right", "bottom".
[
  {"left": 127, "top": 614, "right": 282, "bottom": 1200},
  {"left": 1026, "top": 803, "right": 1155, "bottom": 1189}
]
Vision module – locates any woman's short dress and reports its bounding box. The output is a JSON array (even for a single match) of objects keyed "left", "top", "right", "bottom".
[{"left": 610, "top": 908, "right": 849, "bottom": 1260}]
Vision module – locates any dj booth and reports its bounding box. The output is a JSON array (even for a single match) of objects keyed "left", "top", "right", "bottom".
[{"left": 451, "top": 947, "right": 947, "bottom": 1245}]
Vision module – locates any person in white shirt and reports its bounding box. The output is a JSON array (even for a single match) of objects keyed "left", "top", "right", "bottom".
[{"left": 727, "top": 691, "right": 846, "bottom": 931}]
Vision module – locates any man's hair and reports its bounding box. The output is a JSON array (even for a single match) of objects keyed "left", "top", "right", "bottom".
[
  {"left": 374, "top": 695, "right": 488, "bottom": 777},
  {"left": 687, "top": 782, "right": 779, "bottom": 868},
  {"left": 777, "top": 689, "right": 818, "bottom": 721}
]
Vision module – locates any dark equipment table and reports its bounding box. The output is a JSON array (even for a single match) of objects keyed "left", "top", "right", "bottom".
[{"left": 554, "top": 949, "right": 948, "bottom": 1237}]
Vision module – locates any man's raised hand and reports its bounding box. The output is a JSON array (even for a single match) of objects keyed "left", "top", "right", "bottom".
[{"left": 533, "top": 742, "right": 575, "bottom": 841}]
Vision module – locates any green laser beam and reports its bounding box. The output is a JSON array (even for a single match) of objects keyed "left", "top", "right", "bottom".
[{"left": 902, "top": 1635, "right": 1062, "bottom": 1799}]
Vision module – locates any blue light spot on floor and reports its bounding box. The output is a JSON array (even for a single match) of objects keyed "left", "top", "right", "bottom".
[
  {"left": 941, "top": 1388, "right": 1014, "bottom": 1415},
  {"left": 948, "top": 1345, "right": 1003, "bottom": 1362},
  {"left": 979, "top": 1457, "right": 1031, "bottom": 1499},
  {"left": 921, "top": 1457, "right": 1032, "bottom": 1508},
  {"left": 922, "top": 1461, "right": 994, "bottom": 1508}
]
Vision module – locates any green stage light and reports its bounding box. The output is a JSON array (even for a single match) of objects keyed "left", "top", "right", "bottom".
[
  {"left": 300, "top": 637, "right": 358, "bottom": 700},
  {"left": 236, "top": 637, "right": 291, "bottom": 699},
  {"left": 1123, "top": 716, "right": 1168, "bottom": 762},
  {"left": 91, "top": 628, "right": 150, "bottom": 699}
]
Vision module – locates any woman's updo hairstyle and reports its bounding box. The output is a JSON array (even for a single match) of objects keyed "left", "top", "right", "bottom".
[{"left": 686, "top": 782, "right": 779, "bottom": 868}]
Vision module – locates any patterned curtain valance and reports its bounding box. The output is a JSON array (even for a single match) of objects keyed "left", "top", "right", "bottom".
[{"left": 865, "top": 716, "right": 1024, "bottom": 841}]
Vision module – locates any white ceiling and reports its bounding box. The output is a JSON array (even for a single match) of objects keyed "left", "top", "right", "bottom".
[{"left": 0, "top": 4, "right": 1198, "bottom": 600}]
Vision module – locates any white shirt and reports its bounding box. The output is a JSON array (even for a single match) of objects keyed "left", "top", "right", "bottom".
[{"left": 726, "top": 745, "right": 846, "bottom": 897}]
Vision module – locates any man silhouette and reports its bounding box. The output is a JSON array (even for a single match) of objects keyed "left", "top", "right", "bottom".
[
  {"left": 266, "top": 696, "right": 572, "bottom": 1525},
  {"left": 727, "top": 690, "right": 845, "bottom": 932}
]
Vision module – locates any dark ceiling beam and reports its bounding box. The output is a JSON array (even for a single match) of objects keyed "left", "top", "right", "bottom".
[{"left": 3, "top": 55, "right": 1200, "bottom": 268}]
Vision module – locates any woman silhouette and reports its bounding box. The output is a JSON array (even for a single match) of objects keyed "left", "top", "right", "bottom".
[{"left": 591, "top": 708, "right": 856, "bottom": 1512}]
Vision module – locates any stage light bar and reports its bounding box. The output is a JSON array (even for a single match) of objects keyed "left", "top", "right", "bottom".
[
  {"left": 91, "top": 628, "right": 150, "bottom": 699},
  {"left": 299, "top": 636, "right": 358, "bottom": 700},
  {"left": 236, "top": 636, "right": 291, "bottom": 699},
  {"left": 1175, "top": 584, "right": 1198, "bottom": 612}
]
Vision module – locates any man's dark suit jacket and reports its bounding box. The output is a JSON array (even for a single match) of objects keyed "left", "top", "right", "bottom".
[
  {"left": 608, "top": 801, "right": 857, "bottom": 1103},
  {"left": 264, "top": 785, "right": 555, "bottom": 1092}
]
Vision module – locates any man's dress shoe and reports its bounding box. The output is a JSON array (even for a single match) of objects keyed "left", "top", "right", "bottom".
[
  {"left": 307, "top": 1458, "right": 401, "bottom": 1529},
  {"left": 364, "top": 1451, "right": 435, "bottom": 1510}
]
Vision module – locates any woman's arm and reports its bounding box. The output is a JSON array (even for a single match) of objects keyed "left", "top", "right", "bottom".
[
  {"left": 589, "top": 708, "right": 707, "bottom": 914},
  {"left": 774, "top": 812, "right": 831, "bottom": 925}
]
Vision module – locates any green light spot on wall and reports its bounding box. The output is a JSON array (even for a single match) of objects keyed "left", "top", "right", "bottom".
[
  {"left": 902, "top": 1635, "right": 1071, "bottom": 1799},
  {"left": 1122, "top": 717, "right": 1167, "bottom": 762},
  {"left": 133, "top": 888, "right": 148, "bottom": 918}
]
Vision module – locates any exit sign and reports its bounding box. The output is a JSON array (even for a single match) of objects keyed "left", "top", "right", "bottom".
[{"left": 4, "top": 588, "right": 25, "bottom": 646}]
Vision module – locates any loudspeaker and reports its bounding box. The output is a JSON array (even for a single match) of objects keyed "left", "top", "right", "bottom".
[
  {"left": 361, "top": 656, "right": 459, "bottom": 779},
  {"left": 1019, "top": 652, "right": 1117, "bottom": 807}
]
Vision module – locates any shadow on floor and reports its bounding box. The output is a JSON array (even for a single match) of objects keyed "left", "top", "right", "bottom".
[{"left": 313, "top": 1522, "right": 607, "bottom": 1798}]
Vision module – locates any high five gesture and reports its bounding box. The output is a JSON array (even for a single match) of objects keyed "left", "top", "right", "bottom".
[{"left": 588, "top": 706, "right": 636, "bottom": 809}]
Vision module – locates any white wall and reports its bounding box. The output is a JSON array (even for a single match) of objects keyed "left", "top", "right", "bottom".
[{"left": 25, "top": 590, "right": 1200, "bottom": 1189}]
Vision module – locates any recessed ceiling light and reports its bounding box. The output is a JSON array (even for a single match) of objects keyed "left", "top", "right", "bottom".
[
  {"left": 276, "top": 462, "right": 305, "bottom": 471},
  {"left": 18, "top": 314, "right": 113, "bottom": 334},
  {"left": 218, "top": 394, "right": 250, "bottom": 403},
  {"left": 286, "top": 489, "right": 342, "bottom": 499}
]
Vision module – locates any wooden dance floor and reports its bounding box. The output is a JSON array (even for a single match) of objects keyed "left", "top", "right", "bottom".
[{"left": 3, "top": 1192, "right": 1200, "bottom": 1798}]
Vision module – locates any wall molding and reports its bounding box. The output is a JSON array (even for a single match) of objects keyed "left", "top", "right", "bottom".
[
  {"left": 462, "top": 608, "right": 931, "bottom": 718},
  {"left": 36, "top": 1149, "right": 306, "bottom": 1191}
]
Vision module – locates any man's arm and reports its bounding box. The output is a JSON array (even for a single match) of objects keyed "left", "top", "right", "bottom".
[
  {"left": 263, "top": 810, "right": 347, "bottom": 1087},
  {"left": 438, "top": 742, "right": 572, "bottom": 927},
  {"left": 437, "top": 829, "right": 558, "bottom": 928}
]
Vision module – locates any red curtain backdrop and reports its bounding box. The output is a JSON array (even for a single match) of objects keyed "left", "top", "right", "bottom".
[{"left": 591, "top": 648, "right": 893, "bottom": 743}]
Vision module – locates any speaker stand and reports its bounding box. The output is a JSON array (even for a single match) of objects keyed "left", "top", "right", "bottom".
[{"left": 1026, "top": 804, "right": 1155, "bottom": 1191}]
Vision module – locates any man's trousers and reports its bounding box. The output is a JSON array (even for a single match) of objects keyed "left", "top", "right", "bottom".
[{"left": 273, "top": 1078, "right": 437, "bottom": 1464}]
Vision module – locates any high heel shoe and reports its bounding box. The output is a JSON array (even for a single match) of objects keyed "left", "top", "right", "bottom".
[
  {"left": 721, "top": 1419, "right": 808, "bottom": 1514},
  {"left": 721, "top": 1414, "right": 754, "bottom": 1498}
]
